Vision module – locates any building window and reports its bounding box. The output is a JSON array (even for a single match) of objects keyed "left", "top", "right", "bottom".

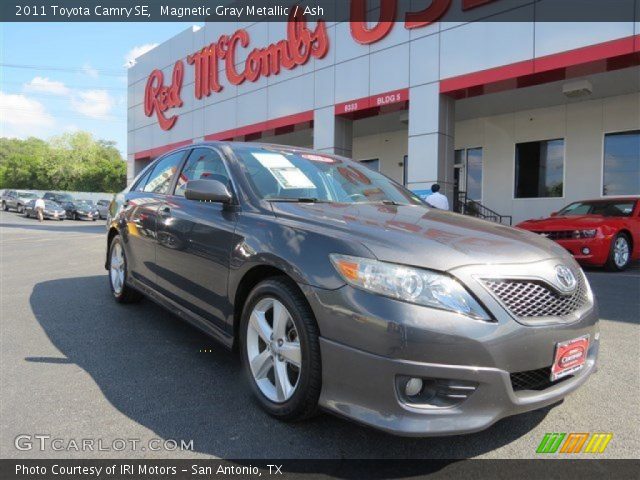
[
  {"left": 454, "top": 148, "right": 483, "bottom": 201},
  {"left": 360, "top": 158, "right": 380, "bottom": 172},
  {"left": 515, "top": 139, "right": 564, "bottom": 198},
  {"left": 603, "top": 130, "right": 640, "bottom": 196}
]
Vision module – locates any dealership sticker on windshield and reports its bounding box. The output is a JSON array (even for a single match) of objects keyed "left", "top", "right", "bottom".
[
  {"left": 252, "top": 152, "right": 316, "bottom": 190},
  {"left": 551, "top": 335, "right": 589, "bottom": 381}
]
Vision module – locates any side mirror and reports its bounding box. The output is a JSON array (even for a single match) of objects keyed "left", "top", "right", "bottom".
[
  {"left": 550, "top": 211, "right": 558, "bottom": 217},
  {"left": 184, "top": 179, "right": 232, "bottom": 204}
]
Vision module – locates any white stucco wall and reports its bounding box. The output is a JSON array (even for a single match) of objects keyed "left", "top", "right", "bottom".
[{"left": 455, "top": 92, "right": 640, "bottom": 224}]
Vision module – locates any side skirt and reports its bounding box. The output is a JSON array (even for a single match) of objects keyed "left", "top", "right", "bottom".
[{"left": 129, "top": 277, "right": 234, "bottom": 350}]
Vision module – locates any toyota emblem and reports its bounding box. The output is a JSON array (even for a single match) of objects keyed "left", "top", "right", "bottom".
[{"left": 555, "top": 265, "right": 577, "bottom": 293}]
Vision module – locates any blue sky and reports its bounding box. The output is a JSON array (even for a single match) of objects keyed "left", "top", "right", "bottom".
[{"left": 1, "top": 22, "right": 197, "bottom": 156}]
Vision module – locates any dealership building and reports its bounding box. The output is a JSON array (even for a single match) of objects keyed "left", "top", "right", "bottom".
[{"left": 127, "top": 2, "right": 640, "bottom": 224}]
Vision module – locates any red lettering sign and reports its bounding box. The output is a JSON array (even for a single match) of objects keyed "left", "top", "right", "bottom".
[
  {"left": 188, "top": 8, "right": 328, "bottom": 100},
  {"left": 143, "top": 61, "right": 184, "bottom": 131},
  {"left": 351, "top": 0, "right": 498, "bottom": 44}
]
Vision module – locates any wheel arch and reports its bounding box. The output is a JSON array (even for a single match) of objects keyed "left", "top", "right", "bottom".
[
  {"left": 231, "top": 264, "right": 309, "bottom": 350},
  {"left": 105, "top": 226, "right": 120, "bottom": 270}
]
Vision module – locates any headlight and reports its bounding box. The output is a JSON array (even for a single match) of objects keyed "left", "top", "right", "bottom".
[
  {"left": 573, "top": 229, "right": 597, "bottom": 239},
  {"left": 330, "top": 254, "right": 491, "bottom": 321}
]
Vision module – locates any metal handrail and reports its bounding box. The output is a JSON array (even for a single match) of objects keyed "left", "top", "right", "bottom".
[{"left": 455, "top": 191, "right": 513, "bottom": 226}]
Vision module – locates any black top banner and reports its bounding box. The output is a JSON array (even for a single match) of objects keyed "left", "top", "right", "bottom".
[{"left": 2, "top": 0, "right": 640, "bottom": 22}]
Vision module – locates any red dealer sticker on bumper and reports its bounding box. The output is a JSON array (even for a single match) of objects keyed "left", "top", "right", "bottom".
[{"left": 551, "top": 335, "right": 589, "bottom": 381}]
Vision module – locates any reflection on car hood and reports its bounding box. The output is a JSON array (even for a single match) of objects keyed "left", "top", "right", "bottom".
[{"left": 271, "top": 203, "right": 569, "bottom": 271}]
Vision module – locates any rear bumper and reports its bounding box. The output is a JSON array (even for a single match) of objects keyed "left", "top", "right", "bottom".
[{"left": 319, "top": 337, "right": 598, "bottom": 436}]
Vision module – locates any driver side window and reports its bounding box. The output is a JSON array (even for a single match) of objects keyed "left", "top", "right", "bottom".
[{"left": 174, "top": 148, "right": 230, "bottom": 197}]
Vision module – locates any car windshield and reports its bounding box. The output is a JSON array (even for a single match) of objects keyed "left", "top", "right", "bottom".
[
  {"left": 557, "top": 200, "right": 636, "bottom": 217},
  {"left": 18, "top": 192, "right": 38, "bottom": 199},
  {"left": 234, "top": 146, "right": 422, "bottom": 205},
  {"left": 56, "top": 194, "right": 74, "bottom": 202}
]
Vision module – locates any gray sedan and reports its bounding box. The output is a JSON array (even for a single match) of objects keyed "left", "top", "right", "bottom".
[
  {"left": 105, "top": 142, "right": 599, "bottom": 436},
  {"left": 24, "top": 199, "right": 66, "bottom": 220}
]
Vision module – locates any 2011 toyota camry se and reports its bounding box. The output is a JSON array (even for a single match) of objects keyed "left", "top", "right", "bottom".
[{"left": 105, "top": 142, "right": 599, "bottom": 436}]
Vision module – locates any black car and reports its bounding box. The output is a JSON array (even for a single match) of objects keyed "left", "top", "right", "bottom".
[
  {"left": 43, "top": 192, "right": 75, "bottom": 205},
  {"left": 105, "top": 142, "right": 598, "bottom": 436},
  {"left": 64, "top": 199, "right": 100, "bottom": 221}
]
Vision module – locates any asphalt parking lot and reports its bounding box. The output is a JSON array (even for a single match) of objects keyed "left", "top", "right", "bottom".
[{"left": 1, "top": 211, "right": 638, "bottom": 460}]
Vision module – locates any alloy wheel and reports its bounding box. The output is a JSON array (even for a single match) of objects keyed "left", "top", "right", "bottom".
[
  {"left": 614, "top": 237, "right": 630, "bottom": 268},
  {"left": 246, "top": 297, "right": 301, "bottom": 403},
  {"left": 110, "top": 242, "right": 125, "bottom": 295}
]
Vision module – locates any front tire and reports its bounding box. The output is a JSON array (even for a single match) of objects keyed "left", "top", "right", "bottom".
[
  {"left": 2, "top": 201, "right": 7, "bottom": 211},
  {"left": 108, "top": 235, "right": 143, "bottom": 303},
  {"left": 606, "top": 233, "right": 632, "bottom": 271},
  {"left": 240, "top": 277, "right": 321, "bottom": 421}
]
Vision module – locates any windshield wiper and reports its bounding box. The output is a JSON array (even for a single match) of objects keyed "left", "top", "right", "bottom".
[{"left": 266, "top": 197, "right": 328, "bottom": 203}]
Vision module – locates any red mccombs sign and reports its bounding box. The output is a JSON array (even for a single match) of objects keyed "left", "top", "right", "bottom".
[{"left": 144, "top": 0, "right": 497, "bottom": 130}]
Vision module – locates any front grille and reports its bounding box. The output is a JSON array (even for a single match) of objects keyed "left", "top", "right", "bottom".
[
  {"left": 533, "top": 230, "right": 573, "bottom": 240},
  {"left": 483, "top": 274, "right": 588, "bottom": 319},
  {"left": 510, "top": 367, "right": 572, "bottom": 391}
]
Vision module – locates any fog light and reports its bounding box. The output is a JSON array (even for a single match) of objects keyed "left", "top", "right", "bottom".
[
  {"left": 582, "top": 247, "right": 590, "bottom": 255},
  {"left": 405, "top": 378, "right": 423, "bottom": 397}
]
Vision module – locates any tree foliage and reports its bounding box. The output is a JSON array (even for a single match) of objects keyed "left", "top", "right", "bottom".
[{"left": 0, "top": 132, "right": 126, "bottom": 192}]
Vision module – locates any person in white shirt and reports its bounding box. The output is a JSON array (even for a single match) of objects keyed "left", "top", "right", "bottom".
[
  {"left": 425, "top": 184, "right": 450, "bottom": 210},
  {"left": 34, "top": 197, "right": 45, "bottom": 222}
]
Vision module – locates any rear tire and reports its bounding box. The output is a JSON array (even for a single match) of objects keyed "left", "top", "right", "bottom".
[
  {"left": 605, "top": 233, "right": 632, "bottom": 271},
  {"left": 108, "top": 235, "right": 143, "bottom": 303},
  {"left": 239, "top": 277, "right": 321, "bottom": 421}
]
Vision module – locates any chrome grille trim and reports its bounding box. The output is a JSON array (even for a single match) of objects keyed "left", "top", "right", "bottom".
[{"left": 481, "top": 272, "right": 589, "bottom": 319}]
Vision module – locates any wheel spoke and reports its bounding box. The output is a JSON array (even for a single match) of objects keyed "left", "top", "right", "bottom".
[
  {"left": 272, "top": 300, "right": 289, "bottom": 339},
  {"left": 250, "top": 349, "right": 273, "bottom": 380},
  {"left": 274, "top": 359, "right": 293, "bottom": 402},
  {"left": 249, "top": 310, "right": 271, "bottom": 343},
  {"left": 279, "top": 341, "right": 301, "bottom": 368}
]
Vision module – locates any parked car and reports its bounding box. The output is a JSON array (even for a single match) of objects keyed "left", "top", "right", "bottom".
[
  {"left": 24, "top": 199, "right": 66, "bottom": 220},
  {"left": 1, "top": 190, "right": 39, "bottom": 213},
  {"left": 63, "top": 199, "right": 100, "bottom": 221},
  {"left": 105, "top": 142, "right": 599, "bottom": 436},
  {"left": 96, "top": 199, "right": 111, "bottom": 219},
  {"left": 43, "top": 192, "right": 75, "bottom": 205},
  {"left": 517, "top": 198, "right": 639, "bottom": 271}
]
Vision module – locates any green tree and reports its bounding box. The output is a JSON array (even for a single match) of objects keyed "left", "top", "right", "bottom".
[{"left": 0, "top": 132, "right": 126, "bottom": 192}]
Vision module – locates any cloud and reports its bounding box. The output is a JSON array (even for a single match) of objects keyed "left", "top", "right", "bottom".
[
  {"left": 124, "top": 43, "right": 158, "bottom": 68},
  {"left": 71, "top": 90, "right": 114, "bottom": 119},
  {"left": 0, "top": 91, "right": 55, "bottom": 138},
  {"left": 81, "top": 63, "right": 99, "bottom": 78},
  {"left": 24, "top": 76, "right": 70, "bottom": 96}
]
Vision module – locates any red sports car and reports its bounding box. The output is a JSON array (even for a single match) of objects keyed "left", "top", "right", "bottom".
[{"left": 517, "top": 197, "right": 639, "bottom": 271}]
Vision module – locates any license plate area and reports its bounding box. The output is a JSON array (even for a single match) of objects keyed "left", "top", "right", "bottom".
[{"left": 551, "top": 335, "right": 589, "bottom": 381}]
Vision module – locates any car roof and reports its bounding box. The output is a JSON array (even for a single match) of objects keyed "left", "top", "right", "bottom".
[{"left": 571, "top": 197, "right": 639, "bottom": 202}]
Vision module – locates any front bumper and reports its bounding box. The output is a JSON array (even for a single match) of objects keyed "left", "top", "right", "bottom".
[
  {"left": 303, "top": 259, "right": 599, "bottom": 436},
  {"left": 319, "top": 335, "right": 598, "bottom": 436},
  {"left": 554, "top": 237, "right": 610, "bottom": 266}
]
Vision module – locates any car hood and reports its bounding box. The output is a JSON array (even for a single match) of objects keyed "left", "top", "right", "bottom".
[
  {"left": 518, "top": 215, "right": 613, "bottom": 230},
  {"left": 271, "top": 203, "right": 569, "bottom": 271}
]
